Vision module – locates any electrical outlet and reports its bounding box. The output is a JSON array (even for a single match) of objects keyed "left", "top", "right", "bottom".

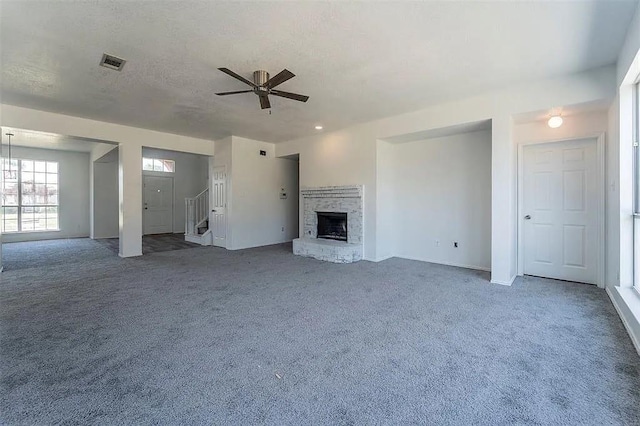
[
  {"left": 435, "top": 240, "right": 440, "bottom": 247},
  {"left": 281, "top": 227, "right": 285, "bottom": 232},
  {"left": 454, "top": 242, "right": 458, "bottom": 248}
]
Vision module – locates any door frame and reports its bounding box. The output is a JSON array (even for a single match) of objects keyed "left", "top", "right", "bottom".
[
  {"left": 142, "top": 173, "right": 175, "bottom": 235},
  {"left": 517, "top": 132, "right": 606, "bottom": 288}
]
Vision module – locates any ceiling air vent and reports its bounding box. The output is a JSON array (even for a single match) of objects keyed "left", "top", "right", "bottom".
[{"left": 100, "top": 53, "right": 126, "bottom": 71}]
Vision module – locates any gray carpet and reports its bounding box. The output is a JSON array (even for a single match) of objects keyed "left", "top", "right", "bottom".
[
  {"left": 97, "top": 234, "right": 202, "bottom": 255},
  {"left": 1, "top": 240, "right": 639, "bottom": 425},
  {"left": 1, "top": 238, "right": 117, "bottom": 272}
]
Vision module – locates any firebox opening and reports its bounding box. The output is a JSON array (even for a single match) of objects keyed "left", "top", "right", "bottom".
[{"left": 317, "top": 212, "right": 347, "bottom": 242}]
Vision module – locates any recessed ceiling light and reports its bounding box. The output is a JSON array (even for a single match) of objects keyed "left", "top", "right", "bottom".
[
  {"left": 547, "top": 115, "right": 563, "bottom": 128},
  {"left": 315, "top": 125, "right": 323, "bottom": 130}
]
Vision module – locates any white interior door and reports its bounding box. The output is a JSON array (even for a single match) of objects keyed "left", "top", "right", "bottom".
[
  {"left": 523, "top": 138, "right": 599, "bottom": 284},
  {"left": 211, "top": 165, "right": 227, "bottom": 247},
  {"left": 143, "top": 175, "right": 173, "bottom": 235}
]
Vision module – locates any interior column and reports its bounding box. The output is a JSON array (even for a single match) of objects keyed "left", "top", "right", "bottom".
[
  {"left": 118, "top": 142, "right": 143, "bottom": 257},
  {"left": 491, "top": 115, "right": 517, "bottom": 285}
]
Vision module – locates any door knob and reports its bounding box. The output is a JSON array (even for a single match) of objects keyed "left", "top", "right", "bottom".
[{"left": 524, "top": 215, "right": 531, "bottom": 220}]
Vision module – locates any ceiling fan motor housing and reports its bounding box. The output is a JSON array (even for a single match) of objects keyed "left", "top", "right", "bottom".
[{"left": 253, "top": 70, "right": 270, "bottom": 86}]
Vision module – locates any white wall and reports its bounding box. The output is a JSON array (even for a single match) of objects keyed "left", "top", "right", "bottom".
[
  {"left": 93, "top": 148, "right": 119, "bottom": 239},
  {"left": 0, "top": 104, "right": 215, "bottom": 257},
  {"left": 1, "top": 146, "right": 90, "bottom": 242},
  {"left": 513, "top": 110, "right": 609, "bottom": 144},
  {"left": 0, "top": 62, "right": 623, "bottom": 277},
  {"left": 89, "top": 143, "right": 118, "bottom": 239},
  {"left": 142, "top": 147, "right": 209, "bottom": 234},
  {"left": 88, "top": 143, "right": 210, "bottom": 247},
  {"left": 277, "top": 126, "right": 379, "bottom": 260},
  {"left": 608, "top": 2, "right": 640, "bottom": 354},
  {"left": 388, "top": 130, "right": 492, "bottom": 270},
  {"left": 616, "top": 2, "right": 640, "bottom": 87},
  {"left": 375, "top": 140, "right": 397, "bottom": 261},
  {"left": 229, "top": 136, "right": 299, "bottom": 249},
  {"left": 277, "top": 66, "right": 616, "bottom": 280},
  {"left": 614, "top": 3, "right": 640, "bottom": 289},
  {"left": 607, "top": 102, "right": 621, "bottom": 289},
  {"left": 0, "top": 105, "right": 215, "bottom": 156}
]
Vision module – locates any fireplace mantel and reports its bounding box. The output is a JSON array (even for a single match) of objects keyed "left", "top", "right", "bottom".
[{"left": 300, "top": 185, "right": 363, "bottom": 199}]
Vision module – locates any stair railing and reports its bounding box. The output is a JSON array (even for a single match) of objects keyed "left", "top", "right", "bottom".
[{"left": 185, "top": 188, "right": 209, "bottom": 236}]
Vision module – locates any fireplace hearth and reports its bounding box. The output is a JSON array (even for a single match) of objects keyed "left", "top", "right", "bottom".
[{"left": 317, "top": 212, "right": 347, "bottom": 242}]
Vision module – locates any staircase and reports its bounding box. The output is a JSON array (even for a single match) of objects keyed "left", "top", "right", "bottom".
[{"left": 184, "top": 188, "right": 212, "bottom": 245}]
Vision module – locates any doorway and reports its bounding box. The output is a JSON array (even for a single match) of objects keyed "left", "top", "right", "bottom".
[
  {"left": 519, "top": 137, "right": 604, "bottom": 285},
  {"left": 143, "top": 175, "right": 174, "bottom": 235}
]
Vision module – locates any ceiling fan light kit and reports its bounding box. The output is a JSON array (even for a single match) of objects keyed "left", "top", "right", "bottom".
[{"left": 216, "top": 68, "right": 309, "bottom": 110}]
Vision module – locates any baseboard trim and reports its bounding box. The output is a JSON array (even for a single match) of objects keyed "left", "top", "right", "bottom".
[
  {"left": 3, "top": 233, "right": 90, "bottom": 243},
  {"left": 118, "top": 251, "right": 142, "bottom": 258},
  {"left": 229, "top": 239, "right": 294, "bottom": 251},
  {"left": 490, "top": 275, "right": 517, "bottom": 286},
  {"left": 372, "top": 254, "right": 394, "bottom": 262},
  {"left": 606, "top": 286, "right": 640, "bottom": 356},
  {"left": 395, "top": 255, "right": 491, "bottom": 272}
]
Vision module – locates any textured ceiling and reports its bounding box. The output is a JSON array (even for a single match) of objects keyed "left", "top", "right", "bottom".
[{"left": 1, "top": 1, "right": 637, "bottom": 143}]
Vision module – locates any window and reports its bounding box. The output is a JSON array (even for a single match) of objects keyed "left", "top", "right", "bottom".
[
  {"left": 634, "top": 81, "right": 640, "bottom": 213},
  {"left": 2, "top": 159, "right": 59, "bottom": 233},
  {"left": 634, "top": 81, "right": 640, "bottom": 289},
  {"left": 142, "top": 157, "right": 175, "bottom": 173}
]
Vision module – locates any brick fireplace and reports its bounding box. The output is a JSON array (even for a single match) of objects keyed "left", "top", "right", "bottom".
[{"left": 293, "top": 185, "right": 363, "bottom": 263}]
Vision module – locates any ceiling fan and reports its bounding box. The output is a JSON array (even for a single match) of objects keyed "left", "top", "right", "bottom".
[{"left": 215, "top": 68, "right": 309, "bottom": 109}]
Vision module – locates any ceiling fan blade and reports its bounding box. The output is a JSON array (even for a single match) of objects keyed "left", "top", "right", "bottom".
[
  {"left": 218, "top": 68, "right": 256, "bottom": 87},
  {"left": 264, "top": 69, "right": 295, "bottom": 89},
  {"left": 259, "top": 95, "right": 271, "bottom": 109},
  {"left": 215, "top": 90, "right": 254, "bottom": 96},
  {"left": 270, "top": 90, "right": 309, "bottom": 102}
]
